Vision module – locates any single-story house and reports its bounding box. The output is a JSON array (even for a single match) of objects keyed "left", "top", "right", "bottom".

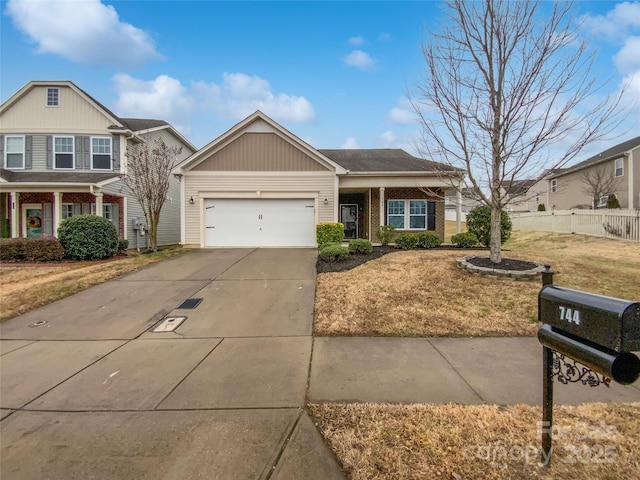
[{"left": 172, "top": 111, "right": 464, "bottom": 247}]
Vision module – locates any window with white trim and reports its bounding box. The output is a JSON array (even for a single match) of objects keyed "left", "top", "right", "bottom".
[
  {"left": 91, "top": 137, "right": 112, "bottom": 170},
  {"left": 5, "top": 136, "right": 25, "bottom": 169},
  {"left": 551, "top": 179, "right": 557, "bottom": 193},
  {"left": 387, "top": 199, "right": 436, "bottom": 230},
  {"left": 61, "top": 203, "right": 75, "bottom": 220},
  {"left": 54, "top": 136, "right": 74, "bottom": 169},
  {"left": 47, "top": 88, "right": 59, "bottom": 107},
  {"left": 615, "top": 158, "right": 623, "bottom": 177}
]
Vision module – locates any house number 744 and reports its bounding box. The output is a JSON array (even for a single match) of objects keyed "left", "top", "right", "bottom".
[{"left": 558, "top": 306, "right": 581, "bottom": 325}]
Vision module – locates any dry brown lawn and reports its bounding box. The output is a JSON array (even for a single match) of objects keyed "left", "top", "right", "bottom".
[
  {"left": 314, "top": 229, "right": 640, "bottom": 337},
  {"left": 0, "top": 247, "right": 185, "bottom": 322},
  {"left": 309, "top": 402, "right": 640, "bottom": 480}
]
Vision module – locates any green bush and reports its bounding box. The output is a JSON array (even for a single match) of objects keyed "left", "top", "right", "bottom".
[
  {"left": 349, "top": 239, "right": 373, "bottom": 254},
  {"left": 0, "top": 218, "right": 9, "bottom": 238},
  {"left": 466, "top": 205, "right": 512, "bottom": 247},
  {"left": 57, "top": 215, "right": 119, "bottom": 260},
  {"left": 117, "top": 239, "right": 129, "bottom": 253},
  {"left": 319, "top": 243, "right": 349, "bottom": 262},
  {"left": 537, "top": 203, "right": 546, "bottom": 211},
  {"left": 376, "top": 225, "right": 396, "bottom": 246},
  {"left": 451, "top": 232, "right": 479, "bottom": 248},
  {"left": 316, "top": 223, "right": 344, "bottom": 246},
  {"left": 416, "top": 232, "right": 442, "bottom": 248},
  {"left": 607, "top": 194, "right": 621, "bottom": 209},
  {"left": 0, "top": 237, "right": 64, "bottom": 262},
  {"left": 394, "top": 233, "right": 420, "bottom": 250},
  {"left": 318, "top": 241, "right": 339, "bottom": 251}
]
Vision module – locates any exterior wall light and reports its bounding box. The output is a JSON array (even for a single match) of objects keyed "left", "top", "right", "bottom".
[
  {"left": 323, "top": 197, "right": 329, "bottom": 205},
  {"left": 189, "top": 196, "right": 194, "bottom": 205}
]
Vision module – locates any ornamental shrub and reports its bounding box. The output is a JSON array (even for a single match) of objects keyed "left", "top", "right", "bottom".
[
  {"left": 466, "top": 205, "right": 512, "bottom": 247},
  {"left": 348, "top": 239, "right": 373, "bottom": 255},
  {"left": 416, "top": 232, "right": 442, "bottom": 248},
  {"left": 537, "top": 203, "right": 546, "bottom": 211},
  {"left": 319, "top": 243, "right": 349, "bottom": 262},
  {"left": 376, "top": 225, "right": 396, "bottom": 245},
  {"left": 57, "top": 215, "right": 119, "bottom": 260},
  {"left": 316, "top": 223, "right": 344, "bottom": 247},
  {"left": 394, "top": 233, "right": 420, "bottom": 250},
  {"left": 606, "top": 194, "right": 621, "bottom": 209},
  {"left": 451, "top": 232, "right": 479, "bottom": 248},
  {"left": 117, "top": 239, "right": 129, "bottom": 254},
  {"left": 0, "top": 237, "right": 64, "bottom": 262}
]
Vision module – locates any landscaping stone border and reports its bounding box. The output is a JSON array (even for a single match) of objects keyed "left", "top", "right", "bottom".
[{"left": 456, "top": 255, "right": 548, "bottom": 281}]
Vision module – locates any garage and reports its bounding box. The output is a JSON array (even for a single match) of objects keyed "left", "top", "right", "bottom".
[{"left": 204, "top": 198, "right": 316, "bottom": 247}]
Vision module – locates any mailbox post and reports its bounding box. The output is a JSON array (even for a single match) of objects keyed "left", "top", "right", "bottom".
[{"left": 537, "top": 267, "right": 640, "bottom": 466}]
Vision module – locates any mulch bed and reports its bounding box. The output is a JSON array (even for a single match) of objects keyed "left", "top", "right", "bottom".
[{"left": 464, "top": 256, "right": 539, "bottom": 271}]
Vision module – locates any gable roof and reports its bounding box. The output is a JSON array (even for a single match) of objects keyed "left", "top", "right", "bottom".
[
  {"left": 174, "top": 110, "right": 346, "bottom": 174},
  {"left": 319, "top": 149, "right": 461, "bottom": 174},
  {"left": 551, "top": 136, "right": 640, "bottom": 179},
  {"left": 505, "top": 179, "right": 537, "bottom": 196},
  {"left": 119, "top": 118, "right": 169, "bottom": 132}
]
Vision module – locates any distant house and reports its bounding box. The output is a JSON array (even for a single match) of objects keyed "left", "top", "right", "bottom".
[
  {"left": 444, "top": 187, "right": 482, "bottom": 213},
  {"left": 547, "top": 137, "right": 640, "bottom": 210},
  {"left": 0, "top": 81, "right": 196, "bottom": 245},
  {"left": 172, "top": 111, "right": 464, "bottom": 247}
]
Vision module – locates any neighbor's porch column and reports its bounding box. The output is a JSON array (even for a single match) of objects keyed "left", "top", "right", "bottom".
[
  {"left": 94, "top": 192, "right": 103, "bottom": 216},
  {"left": 10, "top": 191, "right": 19, "bottom": 238},
  {"left": 53, "top": 192, "right": 61, "bottom": 237},
  {"left": 379, "top": 187, "right": 385, "bottom": 227},
  {"left": 456, "top": 188, "right": 463, "bottom": 233}
]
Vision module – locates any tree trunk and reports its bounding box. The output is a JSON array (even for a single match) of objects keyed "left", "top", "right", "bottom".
[{"left": 490, "top": 206, "right": 502, "bottom": 263}]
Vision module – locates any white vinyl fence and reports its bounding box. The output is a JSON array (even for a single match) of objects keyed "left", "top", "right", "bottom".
[{"left": 509, "top": 209, "right": 640, "bottom": 242}]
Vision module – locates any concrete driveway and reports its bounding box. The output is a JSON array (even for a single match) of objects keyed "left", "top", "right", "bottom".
[{"left": 0, "top": 248, "right": 345, "bottom": 480}]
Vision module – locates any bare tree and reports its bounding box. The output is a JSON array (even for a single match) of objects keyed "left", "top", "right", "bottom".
[
  {"left": 413, "top": 0, "right": 625, "bottom": 263},
  {"left": 580, "top": 165, "right": 618, "bottom": 209},
  {"left": 122, "top": 137, "right": 182, "bottom": 251}
]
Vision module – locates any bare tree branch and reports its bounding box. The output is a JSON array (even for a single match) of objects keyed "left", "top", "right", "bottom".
[
  {"left": 413, "top": 0, "right": 627, "bottom": 262},
  {"left": 580, "top": 165, "right": 619, "bottom": 209}
]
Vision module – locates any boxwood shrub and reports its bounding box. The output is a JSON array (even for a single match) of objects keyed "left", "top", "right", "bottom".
[
  {"left": 394, "top": 233, "right": 420, "bottom": 250},
  {"left": 451, "top": 232, "right": 479, "bottom": 248},
  {"left": 316, "top": 223, "right": 344, "bottom": 246},
  {"left": 57, "top": 215, "right": 119, "bottom": 260},
  {"left": 416, "top": 232, "right": 442, "bottom": 248},
  {"left": 375, "top": 225, "right": 396, "bottom": 246},
  {"left": 0, "top": 237, "right": 64, "bottom": 262},
  {"left": 466, "top": 205, "right": 512, "bottom": 246},
  {"left": 319, "top": 243, "right": 349, "bottom": 262},
  {"left": 348, "top": 239, "right": 373, "bottom": 255}
]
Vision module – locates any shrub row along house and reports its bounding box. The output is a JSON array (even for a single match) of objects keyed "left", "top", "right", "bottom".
[
  {"left": 0, "top": 81, "right": 196, "bottom": 247},
  {"left": 1, "top": 82, "right": 465, "bottom": 248}
]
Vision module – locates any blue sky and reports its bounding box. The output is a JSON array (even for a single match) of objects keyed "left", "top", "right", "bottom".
[{"left": 1, "top": 0, "right": 639, "bottom": 164}]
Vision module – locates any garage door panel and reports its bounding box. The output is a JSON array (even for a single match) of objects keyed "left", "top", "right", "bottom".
[{"left": 204, "top": 199, "right": 316, "bottom": 247}]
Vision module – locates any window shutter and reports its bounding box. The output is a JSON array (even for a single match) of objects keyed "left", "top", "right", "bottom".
[
  {"left": 111, "top": 203, "right": 119, "bottom": 234},
  {"left": 0, "top": 135, "right": 4, "bottom": 165},
  {"left": 74, "top": 136, "right": 84, "bottom": 170},
  {"left": 25, "top": 135, "right": 33, "bottom": 169},
  {"left": 427, "top": 201, "right": 436, "bottom": 231},
  {"left": 112, "top": 137, "right": 120, "bottom": 171},
  {"left": 43, "top": 203, "right": 52, "bottom": 235},
  {"left": 83, "top": 136, "right": 91, "bottom": 169},
  {"left": 46, "top": 136, "right": 53, "bottom": 169}
]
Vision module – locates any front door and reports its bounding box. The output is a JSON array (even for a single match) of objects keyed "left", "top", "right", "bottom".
[
  {"left": 22, "top": 203, "right": 43, "bottom": 238},
  {"left": 340, "top": 204, "right": 358, "bottom": 240}
]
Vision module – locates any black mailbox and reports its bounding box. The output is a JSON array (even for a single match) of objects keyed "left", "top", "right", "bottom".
[{"left": 538, "top": 285, "right": 640, "bottom": 352}]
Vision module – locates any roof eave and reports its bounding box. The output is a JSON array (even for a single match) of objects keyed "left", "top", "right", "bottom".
[{"left": 550, "top": 151, "right": 631, "bottom": 179}]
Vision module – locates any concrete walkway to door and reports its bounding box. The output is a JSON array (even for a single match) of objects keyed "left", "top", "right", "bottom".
[{"left": 0, "top": 248, "right": 345, "bottom": 480}]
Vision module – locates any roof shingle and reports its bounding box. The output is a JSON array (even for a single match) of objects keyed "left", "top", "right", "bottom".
[{"left": 319, "top": 149, "right": 460, "bottom": 173}]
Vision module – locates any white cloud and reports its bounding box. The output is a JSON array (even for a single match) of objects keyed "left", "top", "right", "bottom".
[
  {"left": 378, "top": 131, "right": 397, "bottom": 145},
  {"left": 341, "top": 137, "right": 360, "bottom": 149},
  {"left": 348, "top": 36, "right": 365, "bottom": 45},
  {"left": 614, "top": 36, "right": 640, "bottom": 74},
  {"left": 6, "top": 0, "right": 162, "bottom": 67},
  {"left": 193, "top": 73, "right": 316, "bottom": 121},
  {"left": 581, "top": 1, "right": 640, "bottom": 41},
  {"left": 388, "top": 98, "right": 416, "bottom": 125},
  {"left": 113, "top": 72, "right": 315, "bottom": 129},
  {"left": 344, "top": 50, "right": 376, "bottom": 70}
]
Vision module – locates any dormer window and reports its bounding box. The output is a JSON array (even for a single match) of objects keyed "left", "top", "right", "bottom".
[{"left": 47, "top": 87, "right": 59, "bottom": 107}]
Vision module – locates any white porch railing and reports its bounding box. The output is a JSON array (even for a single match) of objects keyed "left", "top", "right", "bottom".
[{"left": 509, "top": 209, "right": 640, "bottom": 242}]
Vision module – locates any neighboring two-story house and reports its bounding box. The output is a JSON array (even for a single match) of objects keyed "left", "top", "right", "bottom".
[
  {"left": 0, "top": 81, "right": 196, "bottom": 246},
  {"left": 547, "top": 136, "right": 640, "bottom": 210}
]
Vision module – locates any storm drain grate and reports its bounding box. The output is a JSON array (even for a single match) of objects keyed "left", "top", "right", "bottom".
[
  {"left": 152, "top": 316, "right": 187, "bottom": 332},
  {"left": 176, "top": 298, "right": 203, "bottom": 309}
]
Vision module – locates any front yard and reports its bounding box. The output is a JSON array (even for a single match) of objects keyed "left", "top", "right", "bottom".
[{"left": 314, "top": 230, "right": 640, "bottom": 337}]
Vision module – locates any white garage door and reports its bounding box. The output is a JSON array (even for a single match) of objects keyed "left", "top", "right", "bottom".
[{"left": 204, "top": 199, "right": 316, "bottom": 247}]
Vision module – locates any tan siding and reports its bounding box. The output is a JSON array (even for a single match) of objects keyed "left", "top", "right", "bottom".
[
  {"left": 183, "top": 173, "right": 335, "bottom": 245},
  {"left": 1, "top": 86, "right": 115, "bottom": 134},
  {"left": 633, "top": 147, "right": 640, "bottom": 209},
  {"left": 192, "top": 133, "right": 327, "bottom": 172}
]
